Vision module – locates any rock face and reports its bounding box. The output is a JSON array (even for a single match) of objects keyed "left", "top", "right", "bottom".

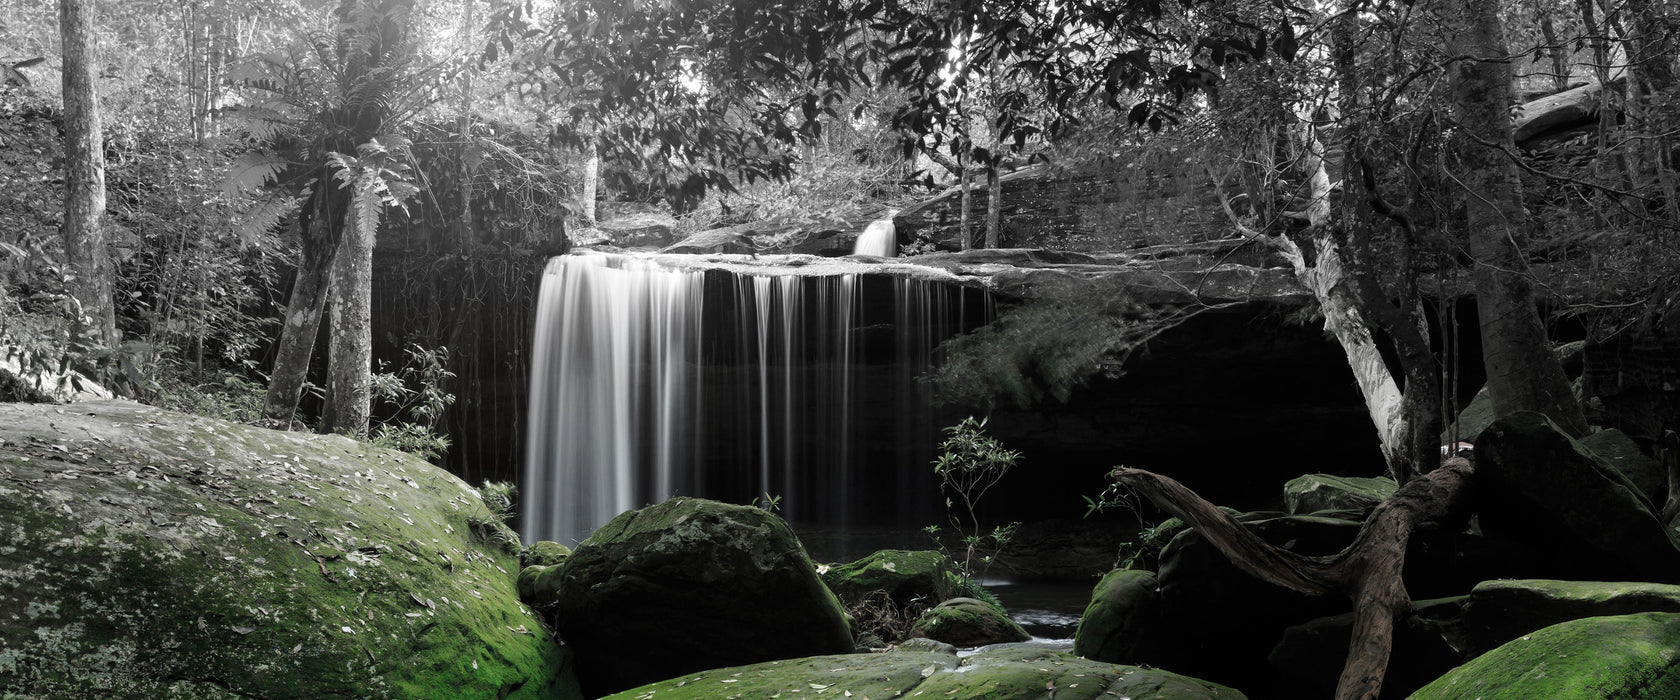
[
  {"left": 820, "top": 549, "right": 956, "bottom": 609},
  {"left": 600, "top": 645, "right": 1248, "bottom": 700},
  {"left": 1282, "top": 473, "right": 1397, "bottom": 516},
  {"left": 1464, "top": 579, "right": 1680, "bottom": 655},
  {"left": 1473, "top": 413, "right": 1680, "bottom": 582},
  {"left": 1073, "top": 568, "right": 1164, "bottom": 663},
  {"left": 549, "top": 497, "right": 853, "bottom": 697},
  {"left": 910, "top": 596, "right": 1031, "bottom": 646},
  {"left": 0, "top": 401, "right": 577, "bottom": 699},
  {"left": 1409, "top": 612, "right": 1680, "bottom": 700}
]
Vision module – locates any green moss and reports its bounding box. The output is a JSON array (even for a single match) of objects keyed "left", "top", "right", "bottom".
[
  {"left": 600, "top": 646, "right": 1245, "bottom": 700},
  {"left": 0, "top": 401, "right": 579, "bottom": 699},
  {"left": 1411, "top": 612, "right": 1680, "bottom": 700}
]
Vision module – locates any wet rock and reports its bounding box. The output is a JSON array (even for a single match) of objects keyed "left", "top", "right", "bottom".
[
  {"left": 1073, "top": 568, "right": 1164, "bottom": 664},
  {"left": 522, "top": 540, "right": 571, "bottom": 567},
  {"left": 821, "top": 549, "right": 957, "bottom": 609},
  {"left": 910, "top": 596, "right": 1030, "bottom": 646},
  {"left": 551, "top": 497, "right": 852, "bottom": 697}
]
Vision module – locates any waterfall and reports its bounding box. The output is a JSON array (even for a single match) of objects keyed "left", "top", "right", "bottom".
[
  {"left": 523, "top": 251, "right": 988, "bottom": 546},
  {"left": 852, "top": 211, "right": 897, "bottom": 257}
]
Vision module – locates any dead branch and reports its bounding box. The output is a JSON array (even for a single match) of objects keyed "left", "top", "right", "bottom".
[{"left": 1110, "top": 456, "right": 1474, "bottom": 700}]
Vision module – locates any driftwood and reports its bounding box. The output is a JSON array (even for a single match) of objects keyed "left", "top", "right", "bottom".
[
  {"left": 1512, "top": 79, "right": 1621, "bottom": 143},
  {"left": 1111, "top": 457, "right": 1475, "bottom": 700}
]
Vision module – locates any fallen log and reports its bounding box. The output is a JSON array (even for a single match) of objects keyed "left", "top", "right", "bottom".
[{"left": 1111, "top": 456, "right": 1475, "bottom": 700}]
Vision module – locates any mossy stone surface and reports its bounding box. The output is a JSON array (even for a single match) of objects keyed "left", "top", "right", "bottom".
[
  {"left": 1282, "top": 474, "right": 1397, "bottom": 516},
  {"left": 1408, "top": 612, "right": 1680, "bottom": 700},
  {"left": 910, "top": 596, "right": 1030, "bottom": 646},
  {"left": 820, "top": 548, "right": 956, "bottom": 608},
  {"left": 1073, "top": 568, "right": 1161, "bottom": 663},
  {"left": 0, "top": 400, "right": 578, "bottom": 699},
  {"left": 1466, "top": 579, "right": 1680, "bottom": 654},
  {"left": 554, "top": 496, "right": 853, "bottom": 698},
  {"left": 523, "top": 540, "right": 572, "bottom": 567},
  {"left": 602, "top": 645, "right": 1246, "bottom": 700}
]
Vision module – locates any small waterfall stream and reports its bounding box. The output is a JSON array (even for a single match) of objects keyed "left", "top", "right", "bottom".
[{"left": 523, "top": 252, "right": 991, "bottom": 545}]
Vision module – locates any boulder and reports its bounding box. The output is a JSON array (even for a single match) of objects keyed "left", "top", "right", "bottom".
[
  {"left": 1473, "top": 413, "right": 1680, "bottom": 582},
  {"left": 820, "top": 549, "right": 957, "bottom": 609},
  {"left": 910, "top": 596, "right": 1031, "bottom": 646},
  {"left": 660, "top": 228, "right": 760, "bottom": 254},
  {"left": 522, "top": 540, "right": 571, "bottom": 567},
  {"left": 590, "top": 211, "right": 678, "bottom": 248},
  {"left": 1283, "top": 473, "right": 1397, "bottom": 516},
  {"left": 1073, "top": 568, "right": 1165, "bottom": 663},
  {"left": 601, "top": 645, "right": 1247, "bottom": 700},
  {"left": 1576, "top": 428, "right": 1665, "bottom": 507},
  {"left": 1464, "top": 579, "right": 1680, "bottom": 655},
  {"left": 0, "top": 401, "right": 577, "bottom": 699},
  {"left": 1268, "top": 596, "right": 1468, "bottom": 699},
  {"left": 551, "top": 497, "right": 853, "bottom": 697},
  {"left": 1408, "top": 612, "right": 1680, "bottom": 700},
  {"left": 516, "top": 563, "right": 564, "bottom": 608}
]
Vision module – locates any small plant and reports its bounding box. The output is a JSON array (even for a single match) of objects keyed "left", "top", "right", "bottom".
[
  {"left": 750, "top": 492, "right": 782, "bottom": 514},
  {"left": 931, "top": 416, "right": 1021, "bottom": 579},
  {"left": 478, "top": 480, "right": 518, "bottom": 524},
  {"left": 368, "top": 343, "right": 456, "bottom": 461}
]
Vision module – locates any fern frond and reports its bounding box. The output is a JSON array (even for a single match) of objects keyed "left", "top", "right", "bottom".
[{"left": 225, "top": 153, "right": 292, "bottom": 194}]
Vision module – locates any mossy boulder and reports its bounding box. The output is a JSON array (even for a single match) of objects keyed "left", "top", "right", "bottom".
[
  {"left": 1408, "top": 612, "right": 1680, "bottom": 699},
  {"left": 551, "top": 496, "right": 853, "bottom": 697},
  {"left": 1073, "top": 568, "right": 1164, "bottom": 664},
  {"left": 820, "top": 549, "right": 956, "bottom": 609},
  {"left": 910, "top": 596, "right": 1030, "bottom": 646},
  {"left": 523, "top": 540, "right": 572, "bottom": 567},
  {"left": 602, "top": 645, "right": 1247, "bottom": 699},
  {"left": 1465, "top": 579, "right": 1680, "bottom": 654},
  {"left": 0, "top": 401, "right": 578, "bottom": 699},
  {"left": 1283, "top": 474, "right": 1397, "bottom": 516},
  {"left": 1474, "top": 413, "right": 1680, "bottom": 582}
]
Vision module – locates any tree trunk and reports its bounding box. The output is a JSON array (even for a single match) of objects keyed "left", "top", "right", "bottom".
[
  {"left": 322, "top": 210, "right": 373, "bottom": 437},
  {"left": 454, "top": 0, "right": 475, "bottom": 252},
  {"left": 582, "top": 140, "right": 599, "bottom": 223},
  {"left": 1445, "top": 0, "right": 1590, "bottom": 436},
  {"left": 59, "top": 0, "right": 116, "bottom": 351},
  {"left": 984, "top": 165, "right": 1001, "bottom": 248},
  {"left": 959, "top": 159, "right": 974, "bottom": 249},
  {"left": 262, "top": 187, "right": 344, "bottom": 425}
]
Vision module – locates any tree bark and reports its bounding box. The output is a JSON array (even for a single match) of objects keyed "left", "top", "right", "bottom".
[
  {"left": 262, "top": 187, "right": 344, "bottom": 425},
  {"left": 454, "top": 0, "right": 475, "bottom": 252},
  {"left": 59, "top": 0, "right": 116, "bottom": 351},
  {"left": 1444, "top": 0, "right": 1590, "bottom": 437},
  {"left": 984, "top": 164, "right": 1001, "bottom": 248},
  {"left": 322, "top": 208, "right": 373, "bottom": 437},
  {"left": 1111, "top": 457, "right": 1475, "bottom": 700}
]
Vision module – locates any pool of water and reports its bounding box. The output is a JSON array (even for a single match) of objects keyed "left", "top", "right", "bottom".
[{"left": 981, "top": 578, "right": 1095, "bottom": 640}]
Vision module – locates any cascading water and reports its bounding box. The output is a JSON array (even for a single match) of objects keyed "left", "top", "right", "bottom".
[
  {"left": 523, "top": 251, "right": 989, "bottom": 546},
  {"left": 851, "top": 211, "right": 898, "bottom": 257}
]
